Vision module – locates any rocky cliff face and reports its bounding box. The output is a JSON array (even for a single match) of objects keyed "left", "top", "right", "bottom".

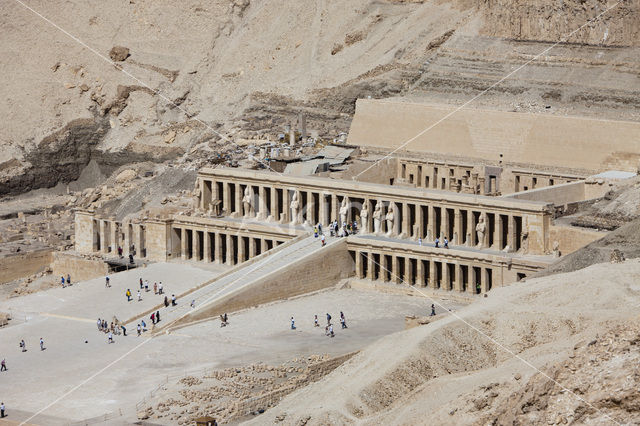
[{"left": 1, "top": 0, "right": 639, "bottom": 195}]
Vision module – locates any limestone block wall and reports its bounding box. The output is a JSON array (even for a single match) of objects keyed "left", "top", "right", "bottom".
[
  {"left": 502, "top": 181, "right": 598, "bottom": 205},
  {"left": 146, "top": 221, "right": 171, "bottom": 262},
  {"left": 51, "top": 252, "right": 109, "bottom": 282},
  {"left": 75, "top": 211, "right": 95, "bottom": 254},
  {"left": 550, "top": 225, "right": 606, "bottom": 256},
  {"left": 0, "top": 249, "right": 53, "bottom": 284},
  {"left": 347, "top": 99, "right": 640, "bottom": 173},
  {"left": 185, "top": 239, "right": 354, "bottom": 323}
]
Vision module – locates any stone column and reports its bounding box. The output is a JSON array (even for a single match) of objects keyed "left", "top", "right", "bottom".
[
  {"left": 180, "top": 228, "right": 187, "bottom": 259},
  {"left": 507, "top": 215, "right": 516, "bottom": 252},
  {"left": 234, "top": 184, "right": 243, "bottom": 218},
  {"left": 223, "top": 182, "right": 231, "bottom": 216},
  {"left": 192, "top": 229, "right": 200, "bottom": 261},
  {"left": 467, "top": 210, "right": 476, "bottom": 246},
  {"left": 318, "top": 194, "right": 327, "bottom": 227},
  {"left": 261, "top": 238, "right": 268, "bottom": 253},
  {"left": 259, "top": 186, "right": 267, "bottom": 220},
  {"left": 110, "top": 221, "right": 118, "bottom": 254},
  {"left": 467, "top": 265, "right": 476, "bottom": 294},
  {"left": 381, "top": 255, "right": 389, "bottom": 282},
  {"left": 270, "top": 187, "right": 279, "bottom": 222},
  {"left": 214, "top": 233, "right": 223, "bottom": 264},
  {"left": 479, "top": 177, "right": 486, "bottom": 195},
  {"left": 428, "top": 205, "right": 436, "bottom": 241},
  {"left": 416, "top": 259, "right": 425, "bottom": 287},
  {"left": 393, "top": 203, "right": 401, "bottom": 237},
  {"left": 203, "top": 231, "right": 211, "bottom": 262},
  {"left": 442, "top": 208, "right": 449, "bottom": 240},
  {"left": 453, "top": 209, "right": 462, "bottom": 245},
  {"left": 494, "top": 214, "right": 503, "bottom": 250},
  {"left": 355, "top": 251, "right": 363, "bottom": 279},
  {"left": 401, "top": 203, "right": 410, "bottom": 239},
  {"left": 330, "top": 194, "right": 338, "bottom": 223},
  {"left": 454, "top": 263, "right": 462, "bottom": 292},
  {"left": 282, "top": 189, "right": 290, "bottom": 223},
  {"left": 481, "top": 267, "right": 488, "bottom": 293},
  {"left": 429, "top": 259, "right": 436, "bottom": 289},
  {"left": 137, "top": 225, "right": 145, "bottom": 258},
  {"left": 442, "top": 261, "right": 450, "bottom": 291},
  {"left": 238, "top": 236, "right": 246, "bottom": 262},
  {"left": 100, "top": 220, "right": 109, "bottom": 254},
  {"left": 200, "top": 179, "right": 209, "bottom": 210},
  {"left": 123, "top": 223, "right": 131, "bottom": 256},
  {"left": 416, "top": 204, "right": 424, "bottom": 240},
  {"left": 306, "top": 191, "right": 315, "bottom": 225},
  {"left": 404, "top": 257, "right": 413, "bottom": 285},
  {"left": 226, "top": 234, "right": 235, "bottom": 265},
  {"left": 367, "top": 252, "right": 375, "bottom": 280},
  {"left": 391, "top": 256, "right": 400, "bottom": 284},
  {"left": 249, "top": 237, "right": 256, "bottom": 258}
]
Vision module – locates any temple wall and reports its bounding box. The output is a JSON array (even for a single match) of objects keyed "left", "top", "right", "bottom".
[
  {"left": 347, "top": 99, "right": 640, "bottom": 173},
  {"left": 0, "top": 249, "right": 53, "bottom": 284}
]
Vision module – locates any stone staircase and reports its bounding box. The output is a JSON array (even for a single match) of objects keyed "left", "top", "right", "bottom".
[{"left": 147, "top": 234, "right": 339, "bottom": 332}]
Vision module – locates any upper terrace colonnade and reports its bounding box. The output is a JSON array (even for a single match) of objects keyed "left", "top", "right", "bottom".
[{"left": 197, "top": 168, "right": 552, "bottom": 254}]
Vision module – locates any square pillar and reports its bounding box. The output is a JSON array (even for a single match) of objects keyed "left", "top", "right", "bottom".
[
  {"left": 416, "top": 259, "right": 425, "bottom": 287},
  {"left": 110, "top": 221, "right": 118, "bottom": 254},
  {"left": 192, "top": 229, "right": 200, "bottom": 261},
  {"left": 428, "top": 205, "right": 436, "bottom": 241},
  {"left": 481, "top": 267, "right": 488, "bottom": 293},
  {"left": 404, "top": 257, "right": 413, "bottom": 285},
  {"left": 429, "top": 259, "right": 436, "bottom": 289},
  {"left": 442, "top": 208, "right": 449, "bottom": 240},
  {"left": 416, "top": 204, "right": 424, "bottom": 240},
  {"left": 223, "top": 182, "right": 231, "bottom": 216},
  {"left": 180, "top": 228, "right": 187, "bottom": 259},
  {"left": 234, "top": 184, "right": 243, "bottom": 218},
  {"left": 269, "top": 186, "right": 279, "bottom": 222},
  {"left": 391, "top": 256, "right": 400, "bottom": 284},
  {"left": 259, "top": 186, "right": 268, "bottom": 220},
  {"left": 507, "top": 215, "right": 516, "bottom": 252},
  {"left": 367, "top": 252, "right": 375, "bottom": 280},
  {"left": 401, "top": 203, "right": 410, "bottom": 239},
  {"left": 454, "top": 263, "right": 462, "bottom": 292},
  {"left": 226, "top": 234, "right": 235, "bottom": 265},
  {"left": 306, "top": 191, "right": 315, "bottom": 225},
  {"left": 467, "top": 210, "right": 476, "bottom": 246},
  {"left": 100, "top": 220, "right": 109, "bottom": 253},
  {"left": 214, "top": 233, "right": 223, "bottom": 264},
  {"left": 330, "top": 194, "right": 338, "bottom": 223},
  {"left": 355, "top": 251, "right": 363, "bottom": 279},
  {"left": 442, "top": 261, "right": 450, "bottom": 291},
  {"left": 249, "top": 237, "right": 257, "bottom": 258},
  {"left": 454, "top": 209, "right": 462, "bottom": 245},
  {"left": 467, "top": 266, "right": 476, "bottom": 294},
  {"left": 282, "top": 189, "right": 290, "bottom": 223},
  {"left": 203, "top": 231, "right": 212, "bottom": 262},
  {"left": 238, "top": 236, "right": 246, "bottom": 262},
  {"left": 382, "top": 255, "right": 389, "bottom": 282},
  {"left": 123, "top": 223, "right": 131, "bottom": 256}
]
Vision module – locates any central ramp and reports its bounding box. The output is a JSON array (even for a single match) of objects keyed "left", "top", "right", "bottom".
[{"left": 156, "top": 235, "right": 352, "bottom": 332}]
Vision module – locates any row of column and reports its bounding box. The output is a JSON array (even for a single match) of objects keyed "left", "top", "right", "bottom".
[
  {"left": 354, "top": 250, "right": 498, "bottom": 294},
  {"left": 202, "top": 179, "right": 525, "bottom": 251},
  {"left": 400, "top": 162, "right": 480, "bottom": 193},
  {"left": 514, "top": 173, "right": 577, "bottom": 192},
  {"left": 95, "top": 219, "right": 146, "bottom": 258},
  {"left": 174, "top": 227, "right": 286, "bottom": 266}
]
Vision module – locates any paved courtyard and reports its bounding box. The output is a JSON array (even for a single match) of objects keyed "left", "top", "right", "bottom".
[{"left": 0, "top": 263, "right": 465, "bottom": 424}]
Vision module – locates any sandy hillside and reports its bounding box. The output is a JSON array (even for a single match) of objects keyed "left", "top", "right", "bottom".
[
  {"left": 2, "top": 0, "right": 639, "bottom": 195},
  {"left": 247, "top": 259, "right": 640, "bottom": 425}
]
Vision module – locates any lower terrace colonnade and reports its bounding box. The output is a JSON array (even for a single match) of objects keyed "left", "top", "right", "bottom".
[
  {"left": 196, "top": 168, "right": 552, "bottom": 255},
  {"left": 76, "top": 214, "right": 148, "bottom": 259}
]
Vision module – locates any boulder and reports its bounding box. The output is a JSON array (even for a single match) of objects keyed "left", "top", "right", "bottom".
[
  {"left": 109, "top": 46, "right": 130, "bottom": 62},
  {"left": 115, "top": 169, "right": 137, "bottom": 184}
]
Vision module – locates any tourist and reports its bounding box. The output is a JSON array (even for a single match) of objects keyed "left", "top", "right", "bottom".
[
  {"left": 220, "top": 314, "right": 226, "bottom": 327},
  {"left": 290, "top": 317, "right": 296, "bottom": 330},
  {"left": 328, "top": 324, "right": 334, "bottom": 337},
  {"left": 153, "top": 282, "right": 158, "bottom": 294},
  {"left": 144, "top": 281, "right": 149, "bottom": 292},
  {"left": 430, "top": 304, "right": 436, "bottom": 316},
  {"left": 158, "top": 282, "right": 164, "bottom": 295},
  {"left": 418, "top": 238, "right": 422, "bottom": 246},
  {"left": 39, "top": 338, "right": 44, "bottom": 351},
  {"left": 102, "top": 320, "right": 107, "bottom": 331},
  {"left": 141, "top": 320, "right": 147, "bottom": 331},
  {"left": 1, "top": 402, "right": 5, "bottom": 418},
  {"left": 340, "top": 311, "right": 347, "bottom": 329},
  {"left": 171, "top": 294, "right": 177, "bottom": 306},
  {"left": 434, "top": 237, "right": 440, "bottom": 248},
  {"left": 1, "top": 358, "right": 6, "bottom": 372},
  {"left": 321, "top": 234, "right": 326, "bottom": 247},
  {"left": 117, "top": 246, "right": 123, "bottom": 257},
  {"left": 137, "top": 290, "right": 142, "bottom": 301},
  {"left": 223, "top": 313, "right": 228, "bottom": 325},
  {"left": 126, "top": 289, "right": 131, "bottom": 302},
  {"left": 314, "top": 315, "right": 319, "bottom": 327},
  {"left": 156, "top": 310, "right": 160, "bottom": 322},
  {"left": 326, "top": 313, "right": 331, "bottom": 326},
  {"left": 444, "top": 237, "right": 449, "bottom": 249},
  {"left": 139, "top": 278, "right": 143, "bottom": 289},
  {"left": 105, "top": 276, "right": 110, "bottom": 288},
  {"left": 314, "top": 226, "right": 318, "bottom": 238},
  {"left": 61, "top": 276, "right": 66, "bottom": 288},
  {"left": 129, "top": 254, "right": 134, "bottom": 264},
  {"left": 190, "top": 299, "right": 195, "bottom": 308},
  {"left": 121, "top": 325, "right": 127, "bottom": 336},
  {"left": 164, "top": 296, "right": 169, "bottom": 307},
  {"left": 108, "top": 332, "right": 114, "bottom": 344},
  {"left": 19, "top": 339, "right": 26, "bottom": 352},
  {"left": 97, "top": 318, "right": 102, "bottom": 331},
  {"left": 67, "top": 273, "right": 71, "bottom": 285},
  {"left": 318, "top": 223, "right": 323, "bottom": 234},
  {"left": 150, "top": 312, "right": 156, "bottom": 324},
  {"left": 137, "top": 324, "right": 141, "bottom": 336}
]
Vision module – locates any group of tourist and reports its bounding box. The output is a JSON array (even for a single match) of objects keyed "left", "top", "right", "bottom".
[
  {"left": 292, "top": 311, "right": 348, "bottom": 338},
  {"left": 59, "top": 273, "right": 72, "bottom": 288},
  {"left": 417, "top": 237, "right": 450, "bottom": 249}
]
